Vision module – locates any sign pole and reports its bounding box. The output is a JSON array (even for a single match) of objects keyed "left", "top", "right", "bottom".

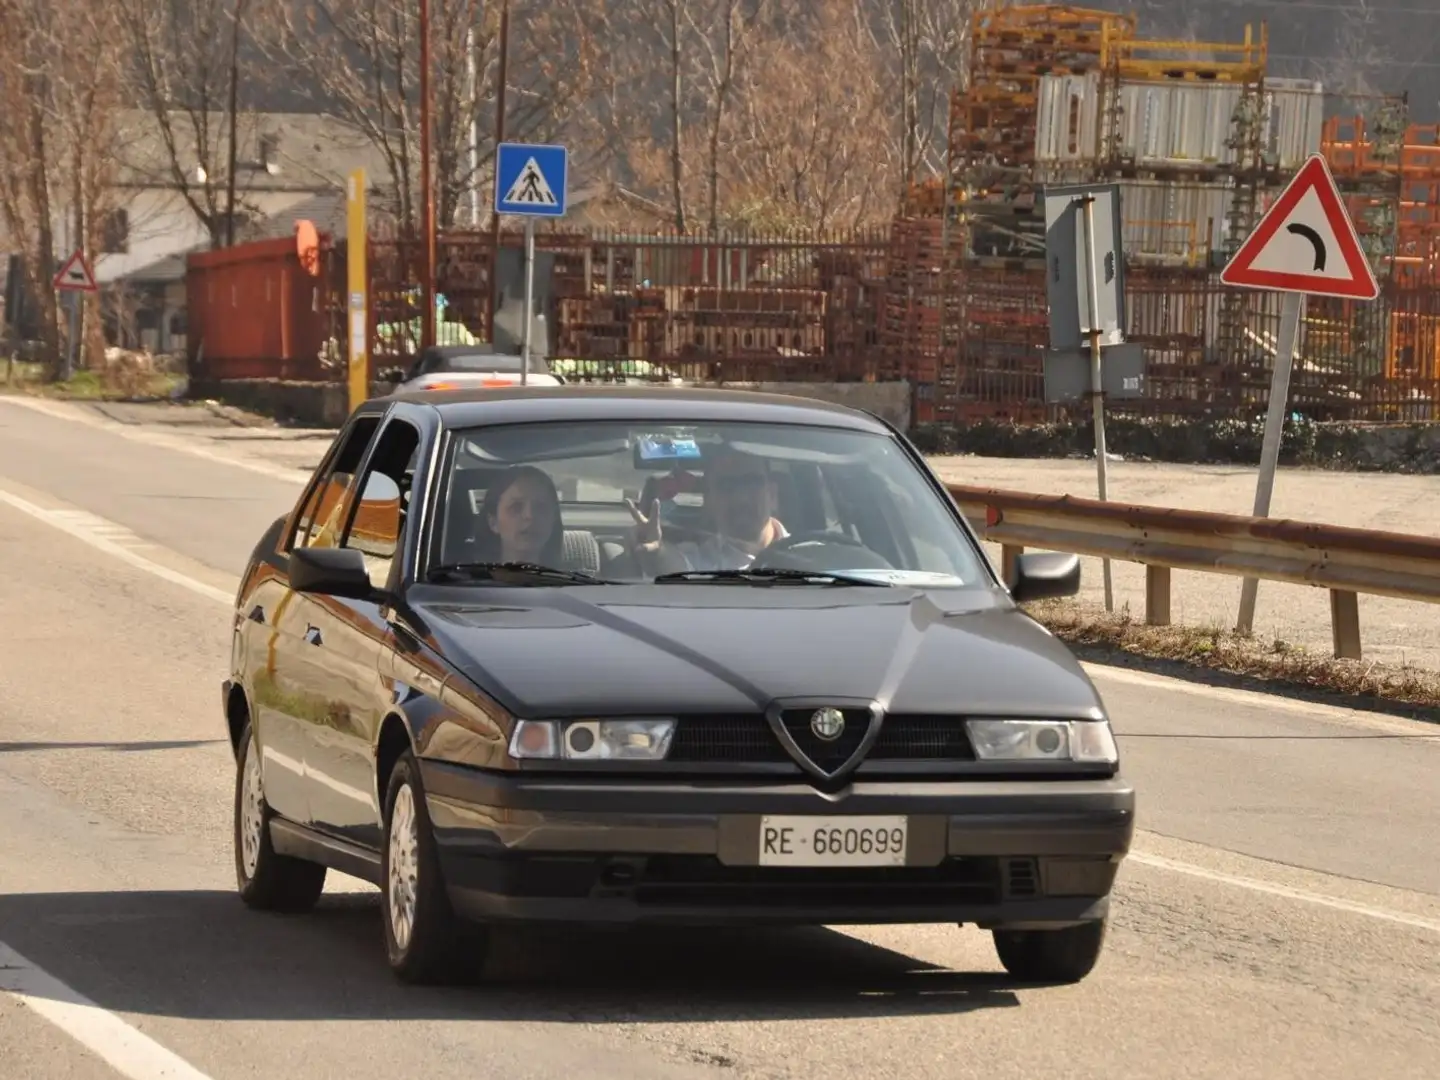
[
  {"left": 1235, "top": 291, "right": 1303, "bottom": 634},
  {"left": 1217, "top": 154, "right": 1377, "bottom": 636},
  {"left": 62, "top": 291, "right": 79, "bottom": 381},
  {"left": 1079, "top": 195, "right": 1115, "bottom": 612},
  {"left": 520, "top": 217, "right": 534, "bottom": 385},
  {"left": 493, "top": 142, "right": 567, "bottom": 375}
]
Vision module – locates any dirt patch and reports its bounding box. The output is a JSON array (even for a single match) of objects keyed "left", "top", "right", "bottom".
[{"left": 1028, "top": 598, "right": 1440, "bottom": 719}]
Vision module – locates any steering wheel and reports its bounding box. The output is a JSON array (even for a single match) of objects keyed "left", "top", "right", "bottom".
[{"left": 753, "top": 530, "right": 895, "bottom": 571}]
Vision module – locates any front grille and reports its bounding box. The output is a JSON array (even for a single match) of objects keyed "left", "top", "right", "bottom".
[
  {"left": 666, "top": 714, "right": 974, "bottom": 765},
  {"left": 867, "top": 716, "right": 977, "bottom": 761},
  {"left": 632, "top": 855, "right": 1002, "bottom": 908},
  {"left": 779, "top": 707, "right": 871, "bottom": 771},
  {"left": 667, "top": 715, "right": 789, "bottom": 763}
]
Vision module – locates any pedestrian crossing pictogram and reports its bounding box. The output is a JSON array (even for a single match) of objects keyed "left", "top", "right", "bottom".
[{"left": 503, "top": 158, "right": 558, "bottom": 207}]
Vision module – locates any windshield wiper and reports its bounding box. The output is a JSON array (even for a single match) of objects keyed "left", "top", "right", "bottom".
[
  {"left": 426, "top": 561, "right": 613, "bottom": 585},
  {"left": 652, "top": 567, "right": 892, "bottom": 587}
]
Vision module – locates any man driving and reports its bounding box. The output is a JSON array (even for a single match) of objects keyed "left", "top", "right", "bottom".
[{"left": 627, "top": 445, "right": 788, "bottom": 572}]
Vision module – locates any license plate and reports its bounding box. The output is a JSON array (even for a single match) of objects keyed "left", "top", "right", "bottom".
[{"left": 758, "top": 815, "right": 908, "bottom": 867}]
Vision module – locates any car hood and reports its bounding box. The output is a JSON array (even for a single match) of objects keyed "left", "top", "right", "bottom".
[{"left": 409, "top": 585, "right": 1105, "bottom": 719}]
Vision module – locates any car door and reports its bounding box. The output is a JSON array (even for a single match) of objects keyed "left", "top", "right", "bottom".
[
  {"left": 256, "top": 412, "right": 384, "bottom": 825},
  {"left": 298, "top": 413, "right": 425, "bottom": 848}
]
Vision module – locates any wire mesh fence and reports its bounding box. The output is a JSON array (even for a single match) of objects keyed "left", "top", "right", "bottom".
[{"left": 193, "top": 221, "right": 1440, "bottom": 423}]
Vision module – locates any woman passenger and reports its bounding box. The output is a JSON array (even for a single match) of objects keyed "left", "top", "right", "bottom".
[{"left": 474, "top": 465, "right": 564, "bottom": 566}]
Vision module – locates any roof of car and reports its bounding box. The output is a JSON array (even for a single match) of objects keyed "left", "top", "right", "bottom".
[{"left": 384, "top": 385, "right": 894, "bottom": 434}]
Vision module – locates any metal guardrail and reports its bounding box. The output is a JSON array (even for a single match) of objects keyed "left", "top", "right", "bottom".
[{"left": 946, "top": 483, "right": 1440, "bottom": 660}]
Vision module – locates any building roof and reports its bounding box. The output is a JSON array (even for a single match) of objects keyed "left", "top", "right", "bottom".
[{"left": 111, "top": 109, "right": 390, "bottom": 195}]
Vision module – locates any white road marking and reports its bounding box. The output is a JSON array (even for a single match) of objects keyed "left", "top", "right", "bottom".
[
  {"left": 1, "top": 470, "right": 1437, "bottom": 938},
  {"left": 0, "top": 941, "right": 215, "bottom": 1080},
  {"left": 1084, "top": 662, "right": 1437, "bottom": 737},
  {"left": 1127, "top": 851, "right": 1440, "bottom": 935},
  {"left": 0, "top": 488, "right": 233, "bottom": 605}
]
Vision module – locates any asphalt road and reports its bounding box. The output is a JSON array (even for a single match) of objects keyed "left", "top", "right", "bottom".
[{"left": 0, "top": 397, "right": 1437, "bottom": 1080}]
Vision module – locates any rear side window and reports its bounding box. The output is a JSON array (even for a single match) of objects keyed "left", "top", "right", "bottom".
[{"left": 291, "top": 415, "right": 382, "bottom": 551}]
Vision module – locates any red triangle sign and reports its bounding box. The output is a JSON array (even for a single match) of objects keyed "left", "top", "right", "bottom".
[
  {"left": 52, "top": 249, "right": 98, "bottom": 293},
  {"left": 1220, "top": 154, "right": 1379, "bottom": 301}
]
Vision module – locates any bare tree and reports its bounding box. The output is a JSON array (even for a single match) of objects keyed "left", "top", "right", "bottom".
[
  {"left": 270, "top": 0, "right": 595, "bottom": 231},
  {"left": 688, "top": 0, "right": 779, "bottom": 232},
  {"left": 734, "top": 2, "right": 896, "bottom": 230},
  {"left": 0, "top": 0, "right": 127, "bottom": 367},
  {"left": 114, "top": 0, "right": 273, "bottom": 248},
  {"left": 869, "top": 0, "right": 988, "bottom": 184},
  {"left": 0, "top": 1, "right": 58, "bottom": 360}
]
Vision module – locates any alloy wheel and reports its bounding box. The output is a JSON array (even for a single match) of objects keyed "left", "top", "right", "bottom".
[{"left": 387, "top": 783, "right": 420, "bottom": 951}]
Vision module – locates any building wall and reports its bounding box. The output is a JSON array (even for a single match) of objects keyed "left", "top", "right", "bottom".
[{"left": 86, "top": 188, "right": 320, "bottom": 285}]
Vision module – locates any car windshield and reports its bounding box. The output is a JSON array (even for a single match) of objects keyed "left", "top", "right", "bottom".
[{"left": 432, "top": 419, "right": 990, "bottom": 588}]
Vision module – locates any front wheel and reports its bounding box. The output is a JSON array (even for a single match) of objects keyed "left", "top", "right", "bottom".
[
  {"left": 381, "top": 750, "right": 488, "bottom": 984},
  {"left": 234, "top": 720, "right": 327, "bottom": 912},
  {"left": 992, "top": 919, "right": 1107, "bottom": 984}
]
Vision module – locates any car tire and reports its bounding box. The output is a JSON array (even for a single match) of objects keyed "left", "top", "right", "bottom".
[
  {"left": 380, "top": 749, "right": 488, "bottom": 985},
  {"left": 991, "top": 918, "right": 1107, "bottom": 984},
  {"left": 234, "top": 720, "right": 327, "bottom": 912}
]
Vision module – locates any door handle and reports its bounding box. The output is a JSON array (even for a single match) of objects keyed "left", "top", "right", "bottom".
[
  {"left": 304, "top": 625, "right": 323, "bottom": 647},
  {"left": 248, "top": 605, "right": 266, "bottom": 624}
]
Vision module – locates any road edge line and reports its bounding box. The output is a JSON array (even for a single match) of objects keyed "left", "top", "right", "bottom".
[
  {"left": 0, "top": 488, "right": 234, "bottom": 606},
  {"left": 0, "top": 940, "right": 215, "bottom": 1080},
  {"left": 1127, "top": 851, "right": 1440, "bottom": 935}
]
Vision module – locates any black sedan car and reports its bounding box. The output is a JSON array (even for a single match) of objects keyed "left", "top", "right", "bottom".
[{"left": 223, "top": 386, "right": 1134, "bottom": 986}]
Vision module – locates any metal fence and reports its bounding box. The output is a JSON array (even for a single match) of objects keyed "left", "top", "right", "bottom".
[{"left": 189, "top": 221, "right": 1440, "bottom": 424}]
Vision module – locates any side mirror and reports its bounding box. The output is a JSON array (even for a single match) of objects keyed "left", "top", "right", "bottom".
[
  {"left": 1009, "top": 552, "right": 1080, "bottom": 604},
  {"left": 381, "top": 368, "right": 405, "bottom": 385},
  {"left": 289, "top": 546, "right": 376, "bottom": 599}
]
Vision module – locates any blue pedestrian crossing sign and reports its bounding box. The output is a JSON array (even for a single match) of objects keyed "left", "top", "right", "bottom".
[{"left": 494, "top": 143, "right": 568, "bottom": 218}]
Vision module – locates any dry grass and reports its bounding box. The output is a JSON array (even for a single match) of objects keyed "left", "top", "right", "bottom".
[
  {"left": 2, "top": 359, "right": 184, "bottom": 400},
  {"left": 1026, "top": 598, "right": 1440, "bottom": 711}
]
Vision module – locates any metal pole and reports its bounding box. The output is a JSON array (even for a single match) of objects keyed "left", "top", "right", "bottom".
[
  {"left": 62, "top": 291, "right": 78, "bottom": 381},
  {"left": 521, "top": 217, "right": 534, "bottom": 384},
  {"left": 1080, "top": 195, "right": 1114, "bottom": 612},
  {"left": 487, "top": 0, "right": 511, "bottom": 341},
  {"left": 1236, "top": 290, "right": 1304, "bottom": 634},
  {"left": 419, "top": 0, "right": 436, "bottom": 350}
]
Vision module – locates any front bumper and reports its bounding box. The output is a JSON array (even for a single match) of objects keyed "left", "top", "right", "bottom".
[{"left": 419, "top": 760, "right": 1135, "bottom": 929}]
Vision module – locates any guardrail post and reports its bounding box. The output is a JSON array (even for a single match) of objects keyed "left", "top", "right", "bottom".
[
  {"left": 1145, "top": 566, "right": 1171, "bottom": 626},
  {"left": 1001, "top": 544, "right": 1023, "bottom": 586},
  {"left": 1329, "top": 590, "right": 1362, "bottom": 660}
]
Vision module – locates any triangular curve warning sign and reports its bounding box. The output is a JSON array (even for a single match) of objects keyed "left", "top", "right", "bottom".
[
  {"left": 502, "top": 157, "right": 558, "bottom": 207},
  {"left": 1220, "top": 154, "right": 1378, "bottom": 300},
  {"left": 52, "top": 249, "right": 98, "bottom": 293}
]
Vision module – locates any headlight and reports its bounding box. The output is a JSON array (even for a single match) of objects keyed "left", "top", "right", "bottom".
[
  {"left": 508, "top": 718, "right": 677, "bottom": 761},
  {"left": 966, "top": 719, "right": 1118, "bottom": 764}
]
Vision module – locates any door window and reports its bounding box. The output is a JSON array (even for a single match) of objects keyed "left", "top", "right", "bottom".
[
  {"left": 290, "top": 415, "right": 382, "bottom": 552},
  {"left": 339, "top": 418, "right": 422, "bottom": 588}
]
